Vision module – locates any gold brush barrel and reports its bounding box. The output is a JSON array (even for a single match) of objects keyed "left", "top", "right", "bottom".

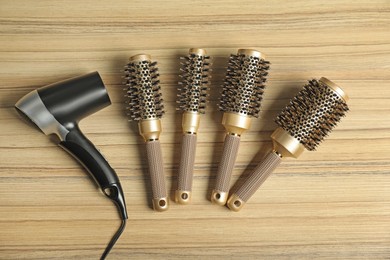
[
  {"left": 211, "top": 49, "right": 269, "bottom": 206},
  {"left": 227, "top": 77, "right": 349, "bottom": 211},
  {"left": 175, "top": 48, "right": 210, "bottom": 204},
  {"left": 124, "top": 54, "right": 169, "bottom": 212}
]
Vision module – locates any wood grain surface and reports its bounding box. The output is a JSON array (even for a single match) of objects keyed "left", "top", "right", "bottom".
[{"left": 0, "top": 1, "right": 389, "bottom": 259}]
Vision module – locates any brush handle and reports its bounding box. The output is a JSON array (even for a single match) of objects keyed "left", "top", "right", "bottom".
[
  {"left": 145, "top": 140, "right": 169, "bottom": 211},
  {"left": 211, "top": 134, "right": 241, "bottom": 205},
  {"left": 175, "top": 133, "right": 197, "bottom": 204},
  {"left": 59, "top": 125, "right": 127, "bottom": 220},
  {"left": 227, "top": 151, "right": 282, "bottom": 212}
]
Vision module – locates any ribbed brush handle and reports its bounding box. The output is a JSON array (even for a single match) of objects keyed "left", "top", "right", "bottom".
[
  {"left": 227, "top": 151, "right": 282, "bottom": 211},
  {"left": 175, "top": 133, "right": 197, "bottom": 204},
  {"left": 211, "top": 134, "right": 241, "bottom": 205},
  {"left": 145, "top": 140, "right": 169, "bottom": 211}
]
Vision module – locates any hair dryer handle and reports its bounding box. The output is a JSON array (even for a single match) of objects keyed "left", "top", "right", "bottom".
[{"left": 59, "top": 125, "right": 128, "bottom": 220}]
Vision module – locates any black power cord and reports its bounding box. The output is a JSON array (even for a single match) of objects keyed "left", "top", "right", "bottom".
[{"left": 100, "top": 219, "right": 127, "bottom": 260}]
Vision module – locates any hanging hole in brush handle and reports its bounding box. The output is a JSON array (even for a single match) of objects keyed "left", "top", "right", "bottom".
[{"left": 59, "top": 124, "right": 128, "bottom": 220}]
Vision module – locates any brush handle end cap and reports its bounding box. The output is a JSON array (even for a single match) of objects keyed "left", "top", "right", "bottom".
[
  {"left": 227, "top": 194, "right": 245, "bottom": 212},
  {"left": 211, "top": 190, "right": 228, "bottom": 206},
  {"left": 175, "top": 190, "right": 191, "bottom": 205},
  {"left": 152, "top": 198, "right": 169, "bottom": 212}
]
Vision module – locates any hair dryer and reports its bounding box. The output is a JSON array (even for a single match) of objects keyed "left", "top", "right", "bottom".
[{"left": 15, "top": 72, "right": 127, "bottom": 259}]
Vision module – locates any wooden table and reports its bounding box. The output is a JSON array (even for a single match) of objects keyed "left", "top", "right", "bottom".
[{"left": 1, "top": 1, "right": 389, "bottom": 259}]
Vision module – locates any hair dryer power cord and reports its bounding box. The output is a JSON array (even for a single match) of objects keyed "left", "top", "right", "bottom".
[{"left": 100, "top": 219, "right": 127, "bottom": 260}]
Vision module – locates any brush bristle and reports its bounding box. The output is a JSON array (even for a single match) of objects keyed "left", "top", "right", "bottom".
[
  {"left": 219, "top": 53, "right": 270, "bottom": 117},
  {"left": 124, "top": 59, "right": 164, "bottom": 121},
  {"left": 177, "top": 53, "right": 210, "bottom": 113},
  {"left": 275, "top": 79, "right": 349, "bottom": 151}
]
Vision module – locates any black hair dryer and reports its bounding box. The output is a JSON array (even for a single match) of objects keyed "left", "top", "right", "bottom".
[{"left": 15, "top": 72, "right": 127, "bottom": 259}]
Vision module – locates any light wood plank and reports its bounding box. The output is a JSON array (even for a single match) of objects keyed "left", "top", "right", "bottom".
[{"left": 0, "top": 1, "right": 389, "bottom": 259}]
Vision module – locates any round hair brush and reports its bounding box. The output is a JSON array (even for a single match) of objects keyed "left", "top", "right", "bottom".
[
  {"left": 124, "top": 54, "right": 169, "bottom": 212},
  {"left": 211, "top": 49, "right": 270, "bottom": 205},
  {"left": 227, "top": 77, "right": 349, "bottom": 211},
  {"left": 175, "top": 48, "right": 210, "bottom": 204}
]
